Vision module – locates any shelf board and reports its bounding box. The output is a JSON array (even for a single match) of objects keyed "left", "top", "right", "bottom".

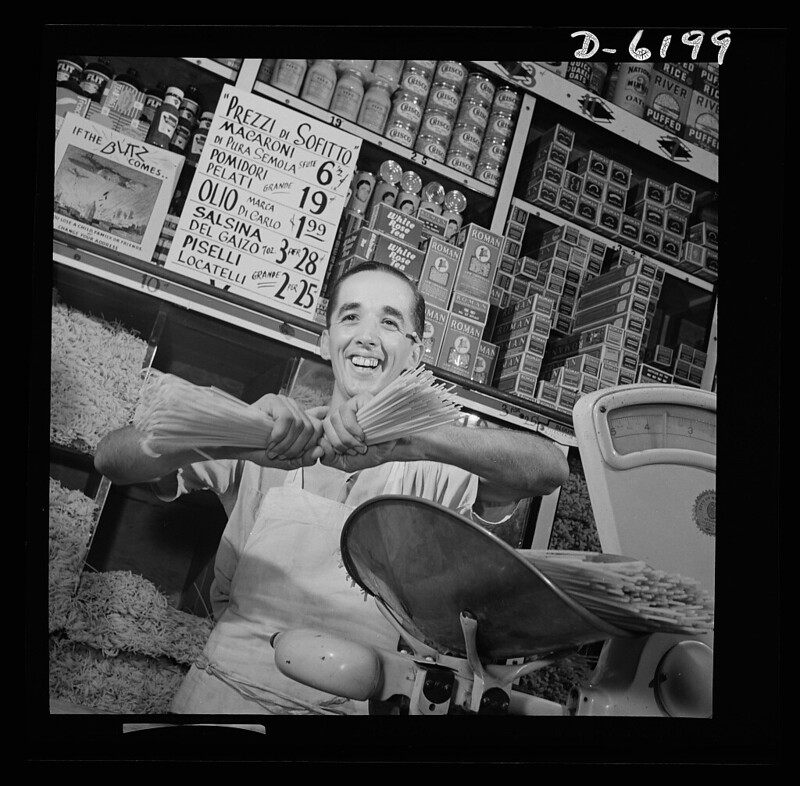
[
  {"left": 473, "top": 62, "right": 718, "bottom": 183},
  {"left": 181, "top": 57, "right": 240, "bottom": 82},
  {"left": 53, "top": 238, "right": 326, "bottom": 356},
  {"left": 511, "top": 197, "right": 716, "bottom": 292},
  {"left": 252, "top": 81, "right": 498, "bottom": 199}
]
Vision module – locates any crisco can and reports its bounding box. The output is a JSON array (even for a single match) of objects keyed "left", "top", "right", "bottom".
[
  {"left": 414, "top": 133, "right": 448, "bottom": 163},
  {"left": 425, "top": 81, "right": 461, "bottom": 116},
  {"left": 384, "top": 118, "right": 417, "bottom": 148},
  {"left": 434, "top": 60, "right": 468, "bottom": 93},
  {"left": 491, "top": 86, "right": 521, "bottom": 116},
  {"left": 346, "top": 170, "right": 376, "bottom": 215},
  {"left": 445, "top": 147, "right": 477, "bottom": 176},
  {"left": 399, "top": 66, "right": 432, "bottom": 100},
  {"left": 387, "top": 90, "right": 424, "bottom": 129},
  {"left": 474, "top": 160, "right": 502, "bottom": 186},
  {"left": 484, "top": 110, "right": 515, "bottom": 140},
  {"left": 477, "top": 135, "right": 509, "bottom": 167},
  {"left": 405, "top": 60, "right": 436, "bottom": 75},
  {"left": 455, "top": 97, "right": 490, "bottom": 131},
  {"left": 419, "top": 108, "right": 455, "bottom": 141},
  {"left": 463, "top": 72, "right": 496, "bottom": 106},
  {"left": 449, "top": 123, "right": 484, "bottom": 157}
]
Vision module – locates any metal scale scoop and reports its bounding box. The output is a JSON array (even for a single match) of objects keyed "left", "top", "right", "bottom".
[{"left": 272, "top": 383, "right": 715, "bottom": 716}]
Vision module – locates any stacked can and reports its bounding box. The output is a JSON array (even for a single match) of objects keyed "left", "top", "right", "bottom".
[
  {"left": 445, "top": 70, "right": 496, "bottom": 177},
  {"left": 415, "top": 61, "right": 468, "bottom": 165},
  {"left": 475, "top": 85, "right": 521, "bottom": 186},
  {"left": 383, "top": 61, "right": 434, "bottom": 149}
]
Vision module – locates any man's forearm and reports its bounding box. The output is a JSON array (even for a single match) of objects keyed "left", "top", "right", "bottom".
[
  {"left": 93, "top": 426, "right": 209, "bottom": 485},
  {"left": 396, "top": 424, "right": 570, "bottom": 501}
]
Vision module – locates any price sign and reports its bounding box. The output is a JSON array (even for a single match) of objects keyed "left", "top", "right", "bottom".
[{"left": 164, "top": 85, "right": 361, "bottom": 319}]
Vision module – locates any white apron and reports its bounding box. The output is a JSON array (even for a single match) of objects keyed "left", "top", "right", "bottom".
[{"left": 170, "top": 467, "right": 400, "bottom": 715}]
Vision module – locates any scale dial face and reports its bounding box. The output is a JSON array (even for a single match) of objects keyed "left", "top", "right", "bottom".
[{"left": 606, "top": 403, "right": 716, "bottom": 459}]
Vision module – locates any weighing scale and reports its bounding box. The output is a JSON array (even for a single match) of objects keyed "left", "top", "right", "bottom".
[{"left": 271, "top": 383, "right": 716, "bottom": 716}]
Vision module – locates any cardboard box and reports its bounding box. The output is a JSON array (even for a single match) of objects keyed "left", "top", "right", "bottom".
[
  {"left": 689, "top": 221, "right": 719, "bottom": 249},
  {"left": 538, "top": 123, "right": 576, "bottom": 150},
  {"left": 629, "top": 199, "right": 666, "bottom": 229},
  {"left": 454, "top": 224, "right": 504, "bottom": 300},
  {"left": 653, "top": 62, "right": 697, "bottom": 88},
  {"left": 450, "top": 291, "right": 490, "bottom": 326},
  {"left": 526, "top": 178, "right": 560, "bottom": 209},
  {"left": 684, "top": 89, "right": 719, "bottom": 154},
  {"left": 369, "top": 202, "right": 424, "bottom": 247},
  {"left": 575, "top": 195, "right": 601, "bottom": 227},
  {"left": 637, "top": 363, "right": 674, "bottom": 384},
  {"left": 416, "top": 207, "right": 449, "bottom": 240},
  {"left": 570, "top": 150, "right": 611, "bottom": 180},
  {"left": 418, "top": 236, "right": 462, "bottom": 308},
  {"left": 608, "top": 161, "right": 633, "bottom": 189},
  {"left": 666, "top": 182, "right": 696, "bottom": 214},
  {"left": 496, "top": 350, "right": 544, "bottom": 380},
  {"left": 628, "top": 178, "right": 668, "bottom": 205},
  {"left": 582, "top": 172, "right": 607, "bottom": 201},
  {"left": 597, "top": 204, "right": 623, "bottom": 236},
  {"left": 644, "top": 70, "right": 692, "bottom": 136},
  {"left": 374, "top": 236, "right": 426, "bottom": 281},
  {"left": 439, "top": 312, "right": 484, "bottom": 378},
  {"left": 604, "top": 183, "right": 627, "bottom": 210},
  {"left": 534, "top": 140, "right": 571, "bottom": 168},
  {"left": 420, "top": 303, "right": 449, "bottom": 366},
  {"left": 556, "top": 188, "right": 578, "bottom": 217},
  {"left": 535, "top": 379, "right": 560, "bottom": 406},
  {"left": 639, "top": 225, "right": 663, "bottom": 255},
  {"left": 577, "top": 275, "right": 654, "bottom": 311},
  {"left": 573, "top": 293, "right": 651, "bottom": 333},
  {"left": 563, "top": 170, "right": 584, "bottom": 194},
  {"left": 665, "top": 209, "right": 688, "bottom": 238},
  {"left": 472, "top": 340, "right": 498, "bottom": 385},
  {"left": 497, "top": 372, "right": 540, "bottom": 400}
]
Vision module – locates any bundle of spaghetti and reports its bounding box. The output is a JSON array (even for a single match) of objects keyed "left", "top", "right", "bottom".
[
  {"left": 48, "top": 478, "right": 99, "bottom": 633},
  {"left": 134, "top": 371, "right": 275, "bottom": 457},
  {"left": 49, "top": 635, "right": 187, "bottom": 714},
  {"left": 356, "top": 365, "right": 462, "bottom": 445},
  {"left": 135, "top": 366, "right": 462, "bottom": 455},
  {"left": 51, "top": 300, "right": 149, "bottom": 452},
  {"left": 64, "top": 570, "right": 213, "bottom": 664},
  {"left": 520, "top": 550, "right": 714, "bottom": 635}
]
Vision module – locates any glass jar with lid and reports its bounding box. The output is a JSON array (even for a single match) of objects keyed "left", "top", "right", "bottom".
[
  {"left": 330, "top": 64, "right": 365, "bottom": 122},
  {"left": 300, "top": 59, "right": 338, "bottom": 109},
  {"left": 270, "top": 59, "right": 308, "bottom": 96},
  {"left": 357, "top": 75, "right": 394, "bottom": 135}
]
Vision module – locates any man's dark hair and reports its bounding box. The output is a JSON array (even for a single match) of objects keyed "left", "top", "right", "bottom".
[{"left": 326, "top": 262, "right": 426, "bottom": 339}]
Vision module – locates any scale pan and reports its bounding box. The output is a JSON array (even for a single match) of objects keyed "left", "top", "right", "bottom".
[{"left": 341, "top": 495, "right": 629, "bottom": 661}]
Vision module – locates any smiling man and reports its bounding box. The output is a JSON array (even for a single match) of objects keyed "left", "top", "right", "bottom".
[{"left": 93, "top": 261, "right": 569, "bottom": 715}]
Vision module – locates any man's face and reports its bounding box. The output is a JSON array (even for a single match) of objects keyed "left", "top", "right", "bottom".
[{"left": 321, "top": 270, "right": 421, "bottom": 405}]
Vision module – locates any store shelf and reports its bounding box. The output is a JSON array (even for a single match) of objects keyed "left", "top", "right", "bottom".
[
  {"left": 473, "top": 61, "right": 719, "bottom": 183},
  {"left": 252, "top": 80, "right": 498, "bottom": 199},
  {"left": 53, "top": 237, "right": 325, "bottom": 356},
  {"left": 53, "top": 236, "right": 578, "bottom": 442},
  {"left": 511, "top": 197, "right": 716, "bottom": 292},
  {"left": 181, "top": 58, "right": 241, "bottom": 82}
]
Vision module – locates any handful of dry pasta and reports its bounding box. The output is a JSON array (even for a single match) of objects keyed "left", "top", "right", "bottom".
[
  {"left": 134, "top": 367, "right": 461, "bottom": 457},
  {"left": 519, "top": 549, "right": 714, "bottom": 635}
]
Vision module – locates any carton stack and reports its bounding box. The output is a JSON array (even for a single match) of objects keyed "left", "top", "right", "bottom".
[
  {"left": 490, "top": 291, "right": 555, "bottom": 400},
  {"left": 676, "top": 219, "right": 718, "bottom": 283},
  {"left": 525, "top": 224, "right": 611, "bottom": 336},
  {"left": 572, "top": 251, "right": 664, "bottom": 361},
  {"left": 536, "top": 323, "right": 628, "bottom": 412}
]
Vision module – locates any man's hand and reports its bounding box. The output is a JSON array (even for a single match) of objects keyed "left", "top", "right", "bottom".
[{"left": 237, "top": 395, "right": 327, "bottom": 468}]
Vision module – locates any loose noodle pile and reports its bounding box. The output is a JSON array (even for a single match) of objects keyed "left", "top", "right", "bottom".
[
  {"left": 49, "top": 636, "right": 187, "bottom": 714},
  {"left": 135, "top": 366, "right": 462, "bottom": 456},
  {"left": 49, "top": 478, "right": 98, "bottom": 633},
  {"left": 65, "top": 570, "right": 214, "bottom": 663},
  {"left": 520, "top": 550, "right": 714, "bottom": 635},
  {"left": 51, "top": 300, "right": 149, "bottom": 452}
]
